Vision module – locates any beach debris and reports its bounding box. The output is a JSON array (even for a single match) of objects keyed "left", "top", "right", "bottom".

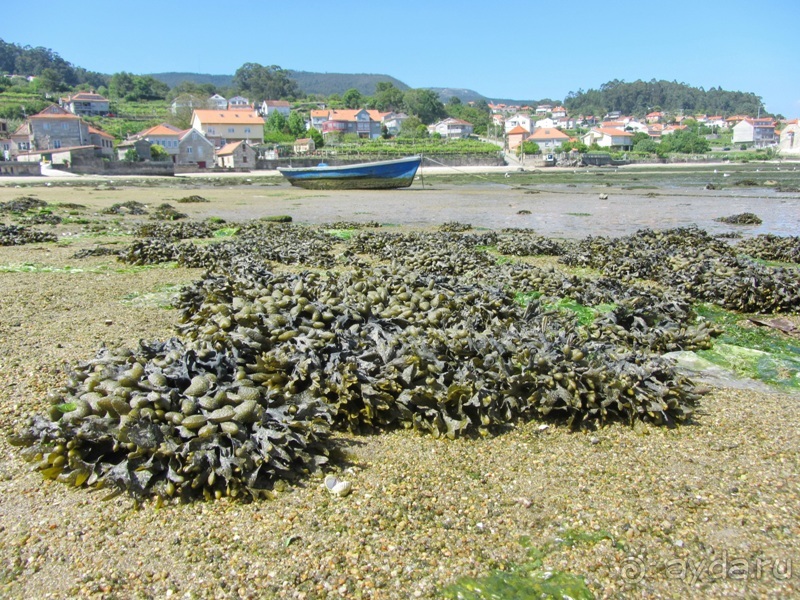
[{"left": 324, "top": 475, "right": 352, "bottom": 497}]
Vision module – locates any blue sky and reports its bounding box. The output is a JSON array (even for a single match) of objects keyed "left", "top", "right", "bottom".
[{"left": 3, "top": 0, "right": 799, "bottom": 117}]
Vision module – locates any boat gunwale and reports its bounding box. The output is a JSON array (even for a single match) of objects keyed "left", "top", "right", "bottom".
[{"left": 277, "top": 155, "right": 421, "bottom": 175}]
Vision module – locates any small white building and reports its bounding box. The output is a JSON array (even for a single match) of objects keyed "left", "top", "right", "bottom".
[
  {"left": 505, "top": 113, "right": 533, "bottom": 133},
  {"left": 430, "top": 118, "right": 474, "bottom": 138},
  {"left": 582, "top": 127, "right": 634, "bottom": 150},
  {"left": 260, "top": 100, "right": 291, "bottom": 117},
  {"left": 208, "top": 94, "right": 228, "bottom": 110},
  {"left": 534, "top": 117, "right": 557, "bottom": 129}
]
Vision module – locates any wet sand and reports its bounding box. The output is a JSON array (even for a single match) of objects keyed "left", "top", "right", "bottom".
[{"left": 2, "top": 165, "right": 799, "bottom": 239}]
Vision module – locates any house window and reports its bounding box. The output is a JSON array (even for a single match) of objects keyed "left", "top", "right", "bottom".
[
  {"left": 208, "top": 127, "right": 216, "bottom": 134},
  {"left": 244, "top": 128, "right": 251, "bottom": 134},
  {"left": 187, "top": 147, "right": 192, "bottom": 154},
  {"left": 228, "top": 128, "right": 235, "bottom": 134},
  {"left": 54, "top": 140, "right": 61, "bottom": 148},
  {"left": 43, "top": 123, "right": 50, "bottom": 130}
]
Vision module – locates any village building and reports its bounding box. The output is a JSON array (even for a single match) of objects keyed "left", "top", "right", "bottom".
[
  {"left": 534, "top": 117, "right": 557, "bottom": 129},
  {"left": 88, "top": 126, "right": 115, "bottom": 158},
  {"left": 582, "top": 127, "right": 634, "bottom": 150},
  {"left": 382, "top": 112, "right": 409, "bottom": 136},
  {"left": 430, "top": 117, "right": 474, "bottom": 139},
  {"left": 504, "top": 113, "right": 533, "bottom": 134},
  {"left": 732, "top": 118, "right": 776, "bottom": 146},
  {"left": 190, "top": 109, "right": 265, "bottom": 147},
  {"left": 506, "top": 125, "right": 529, "bottom": 151},
  {"left": 526, "top": 128, "right": 571, "bottom": 152},
  {"left": 227, "top": 96, "right": 252, "bottom": 110},
  {"left": 59, "top": 91, "right": 110, "bottom": 116},
  {"left": 208, "top": 94, "right": 228, "bottom": 110},
  {"left": 117, "top": 138, "right": 152, "bottom": 161},
  {"left": 130, "top": 122, "right": 216, "bottom": 166},
  {"left": 216, "top": 141, "right": 256, "bottom": 168},
  {"left": 260, "top": 100, "right": 291, "bottom": 117},
  {"left": 293, "top": 137, "right": 315, "bottom": 154},
  {"left": 176, "top": 129, "right": 216, "bottom": 167},
  {"left": 27, "top": 105, "right": 91, "bottom": 150},
  {"left": 315, "top": 109, "right": 386, "bottom": 139}
]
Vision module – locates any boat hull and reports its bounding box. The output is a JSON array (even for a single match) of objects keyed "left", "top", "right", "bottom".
[{"left": 278, "top": 156, "right": 421, "bottom": 190}]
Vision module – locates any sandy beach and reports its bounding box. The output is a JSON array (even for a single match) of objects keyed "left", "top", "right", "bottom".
[{"left": 0, "top": 166, "right": 798, "bottom": 599}]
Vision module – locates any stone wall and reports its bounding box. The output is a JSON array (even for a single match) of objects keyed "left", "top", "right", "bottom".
[
  {"left": 70, "top": 160, "right": 175, "bottom": 176},
  {"left": 0, "top": 162, "right": 42, "bottom": 176}
]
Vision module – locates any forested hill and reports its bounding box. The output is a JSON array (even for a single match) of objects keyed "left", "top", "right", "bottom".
[
  {"left": 287, "top": 71, "right": 409, "bottom": 96},
  {"left": 565, "top": 79, "right": 766, "bottom": 117},
  {"left": 148, "top": 72, "right": 234, "bottom": 89}
]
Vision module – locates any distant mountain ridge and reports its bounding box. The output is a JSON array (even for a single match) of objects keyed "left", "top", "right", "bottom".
[
  {"left": 146, "top": 73, "right": 540, "bottom": 106},
  {"left": 148, "top": 71, "right": 411, "bottom": 98}
]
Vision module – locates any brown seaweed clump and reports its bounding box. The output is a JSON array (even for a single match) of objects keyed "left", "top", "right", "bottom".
[{"left": 715, "top": 212, "right": 762, "bottom": 225}]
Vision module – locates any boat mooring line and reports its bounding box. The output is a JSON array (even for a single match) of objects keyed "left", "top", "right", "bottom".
[{"left": 421, "top": 156, "right": 530, "bottom": 190}]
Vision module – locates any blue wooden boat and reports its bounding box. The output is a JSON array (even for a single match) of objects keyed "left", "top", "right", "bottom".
[{"left": 278, "top": 155, "right": 421, "bottom": 190}]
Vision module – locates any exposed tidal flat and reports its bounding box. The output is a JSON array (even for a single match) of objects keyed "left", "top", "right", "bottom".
[{"left": 0, "top": 164, "right": 799, "bottom": 599}]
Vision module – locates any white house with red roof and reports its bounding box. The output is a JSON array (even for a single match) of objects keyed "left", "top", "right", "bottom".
[
  {"left": 430, "top": 118, "right": 474, "bottom": 138},
  {"left": 551, "top": 106, "right": 567, "bottom": 118},
  {"left": 260, "top": 100, "right": 291, "bottom": 117},
  {"left": 582, "top": 127, "right": 634, "bottom": 150},
  {"left": 526, "top": 128, "right": 571, "bottom": 152},
  {"left": 59, "top": 91, "right": 110, "bottom": 116}
]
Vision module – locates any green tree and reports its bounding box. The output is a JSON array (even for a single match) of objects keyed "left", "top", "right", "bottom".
[
  {"left": 633, "top": 138, "right": 659, "bottom": 154},
  {"left": 265, "top": 110, "right": 288, "bottom": 134},
  {"left": 373, "top": 82, "right": 404, "bottom": 112},
  {"left": 233, "top": 63, "right": 300, "bottom": 101},
  {"left": 287, "top": 112, "right": 307, "bottom": 137},
  {"left": 518, "top": 141, "right": 540, "bottom": 156},
  {"left": 307, "top": 127, "right": 323, "bottom": 149},
  {"left": 403, "top": 89, "right": 446, "bottom": 124},
  {"left": 342, "top": 88, "right": 363, "bottom": 109},
  {"left": 36, "top": 68, "right": 63, "bottom": 93},
  {"left": 109, "top": 72, "right": 135, "bottom": 100},
  {"left": 150, "top": 144, "right": 170, "bottom": 161},
  {"left": 660, "top": 129, "right": 710, "bottom": 154},
  {"left": 123, "top": 147, "right": 139, "bottom": 162},
  {"left": 559, "top": 140, "right": 588, "bottom": 153},
  {"left": 398, "top": 115, "right": 428, "bottom": 138}
]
